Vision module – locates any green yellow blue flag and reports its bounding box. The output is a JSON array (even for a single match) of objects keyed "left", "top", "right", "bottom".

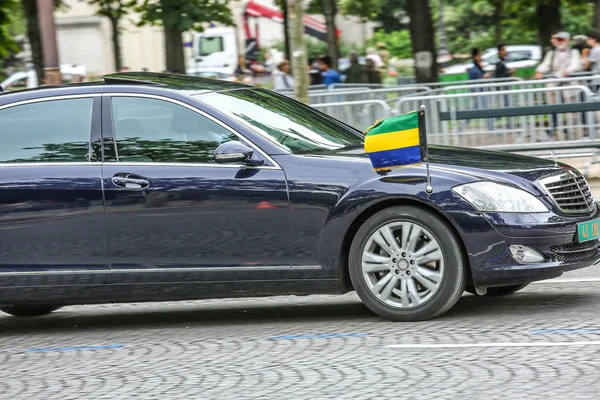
[{"left": 363, "top": 110, "right": 428, "bottom": 171}]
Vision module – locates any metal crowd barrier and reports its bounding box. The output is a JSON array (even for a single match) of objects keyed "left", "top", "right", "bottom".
[
  {"left": 396, "top": 85, "right": 596, "bottom": 148},
  {"left": 312, "top": 100, "right": 392, "bottom": 131},
  {"left": 305, "top": 86, "right": 431, "bottom": 106},
  {"left": 439, "top": 102, "right": 600, "bottom": 177}
]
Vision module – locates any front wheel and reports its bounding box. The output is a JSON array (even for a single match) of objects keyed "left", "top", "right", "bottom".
[
  {"left": 349, "top": 205, "right": 467, "bottom": 322},
  {"left": 1, "top": 306, "right": 62, "bottom": 317}
]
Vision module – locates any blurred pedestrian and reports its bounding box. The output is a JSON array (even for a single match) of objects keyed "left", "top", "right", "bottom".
[
  {"left": 465, "top": 48, "right": 493, "bottom": 132},
  {"left": 495, "top": 44, "right": 515, "bottom": 128},
  {"left": 308, "top": 58, "right": 322, "bottom": 85},
  {"left": 365, "top": 59, "right": 381, "bottom": 84},
  {"left": 264, "top": 51, "right": 274, "bottom": 74},
  {"left": 365, "top": 47, "right": 385, "bottom": 71},
  {"left": 317, "top": 55, "right": 341, "bottom": 87},
  {"left": 234, "top": 55, "right": 252, "bottom": 82},
  {"left": 534, "top": 31, "right": 582, "bottom": 140},
  {"left": 584, "top": 31, "right": 600, "bottom": 95},
  {"left": 583, "top": 31, "right": 600, "bottom": 72},
  {"left": 273, "top": 60, "right": 294, "bottom": 90},
  {"left": 573, "top": 34, "right": 590, "bottom": 57},
  {"left": 495, "top": 44, "right": 515, "bottom": 78},
  {"left": 468, "top": 48, "right": 490, "bottom": 80},
  {"left": 534, "top": 31, "right": 581, "bottom": 79},
  {"left": 377, "top": 42, "right": 390, "bottom": 77},
  {"left": 343, "top": 51, "right": 367, "bottom": 84}
]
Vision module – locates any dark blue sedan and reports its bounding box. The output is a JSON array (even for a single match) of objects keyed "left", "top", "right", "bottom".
[{"left": 0, "top": 72, "right": 598, "bottom": 321}]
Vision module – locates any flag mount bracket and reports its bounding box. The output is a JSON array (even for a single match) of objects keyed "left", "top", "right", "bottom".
[{"left": 420, "top": 105, "right": 434, "bottom": 194}]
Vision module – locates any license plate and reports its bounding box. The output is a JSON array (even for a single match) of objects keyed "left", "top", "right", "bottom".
[{"left": 577, "top": 218, "right": 600, "bottom": 242}]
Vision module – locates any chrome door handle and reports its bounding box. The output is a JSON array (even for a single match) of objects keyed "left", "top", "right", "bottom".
[{"left": 112, "top": 174, "right": 149, "bottom": 190}]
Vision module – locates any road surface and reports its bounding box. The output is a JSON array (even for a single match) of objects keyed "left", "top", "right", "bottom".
[{"left": 1, "top": 266, "right": 600, "bottom": 399}]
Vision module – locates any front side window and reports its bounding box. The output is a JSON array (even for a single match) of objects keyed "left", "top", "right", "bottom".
[
  {"left": 111, "top": 96, "right": 238, "bottom": 163},
  {"left": 195, "top": 89, "right": 364, "bottom": 155},
  {"left": 0, "top": 98, "right": 93, "bottom": 163}
]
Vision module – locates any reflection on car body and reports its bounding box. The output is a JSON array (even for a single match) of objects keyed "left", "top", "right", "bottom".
[{"left": 0, "top": 72, "right": 598, "bottom": 321}]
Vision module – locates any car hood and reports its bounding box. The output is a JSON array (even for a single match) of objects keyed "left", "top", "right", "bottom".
[{"left": 309, "top": 145, "right": 562, "bottom": 184}]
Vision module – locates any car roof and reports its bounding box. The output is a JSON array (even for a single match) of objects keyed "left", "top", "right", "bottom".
[{"left": 0, "top": 72, "right": 253, "bottom": 103}]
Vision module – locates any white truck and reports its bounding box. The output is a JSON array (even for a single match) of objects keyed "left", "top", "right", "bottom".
[{"left": 185, "top": 0, "right": 337, "bottom": 76}]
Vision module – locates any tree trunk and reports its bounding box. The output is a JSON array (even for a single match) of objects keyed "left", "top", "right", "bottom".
[
  {"left": 595, "top": 0, "right": 600, "bottom": 31},
  {"left": 163, "top": 26, "right": 185, "bottom": 74},
  {"left": 536, "top": 0, "right": 560, "bottom": 53},
  {"left": 379, "top": 2, "right": 401, "bottom": 34},
  {"left": 108, "top": 16, "right": 122, "bottom": 72},
  {"left": 288, "top": 0, "right": 308, "bottom": 103},
  {"left": 282, "top": 0, "right": 291, "bottom": 61},
  {"left": 321, "top": 0, "right": 339, "bottom": 70},
  {"left": 21, "top": 0, "right": 43, "bottom": 85},
  {"left": 493, "top": 0, "right": 503, "bottom": 45},
  {"left": 406, "top": 0, "right": 438, "bottom": 83}
]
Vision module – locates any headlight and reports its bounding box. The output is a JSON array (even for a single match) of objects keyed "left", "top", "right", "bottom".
[{"left": 452, "top": 182, "right": 549, "bottom": 213}]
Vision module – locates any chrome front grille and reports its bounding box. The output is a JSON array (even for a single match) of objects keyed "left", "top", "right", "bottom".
[{"left": 539, "top": 170, "right": 596, "bottom": 214}]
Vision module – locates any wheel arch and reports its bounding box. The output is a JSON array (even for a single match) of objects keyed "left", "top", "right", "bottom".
[{"left": 338, "top": 198, "right": 472, "bottom": 293}]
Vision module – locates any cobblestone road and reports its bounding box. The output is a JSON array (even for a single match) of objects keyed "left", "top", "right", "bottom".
[{"left": 2, "top": 266, "right": 600, "bottom": 399}]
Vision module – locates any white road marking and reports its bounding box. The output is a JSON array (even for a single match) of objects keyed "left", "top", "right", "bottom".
[
  {"left": 532, "top": 277, "right": 600, "bottom": 284},
  {"left": 385, "top": 341, "right": 600, "bottom": 349}
]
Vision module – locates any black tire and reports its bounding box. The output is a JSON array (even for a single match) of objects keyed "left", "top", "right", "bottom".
[
  {"left": 465, "top": 284, "right": 528, "bottom": 296},
  {"left": 0, "top": 306, "right": 62, "bottom": 317},
  {"left": 349, "top": 205, "right": 467, "bottom": 322}
]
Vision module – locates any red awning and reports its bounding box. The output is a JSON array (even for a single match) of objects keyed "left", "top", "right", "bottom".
[{"left": 244, "top": 0, "right": 341, "bottom": 39}]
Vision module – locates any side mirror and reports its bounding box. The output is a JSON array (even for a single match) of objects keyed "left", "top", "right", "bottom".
[{"left": 213, "top": 141, "right": 264, "bottom": 166}]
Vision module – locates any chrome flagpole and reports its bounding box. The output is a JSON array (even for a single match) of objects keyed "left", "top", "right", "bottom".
[{"left": 420, "top": 105, "right": 433, "bottom": 194}]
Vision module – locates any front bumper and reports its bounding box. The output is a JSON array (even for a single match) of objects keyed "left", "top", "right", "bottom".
[{"left": 448, "top": 207, "right": 600, "bottom": 287}]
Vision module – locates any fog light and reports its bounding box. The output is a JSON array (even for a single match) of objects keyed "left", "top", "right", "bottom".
[{"left": 509, "top": 245, "right": 545, "bottom": 264}]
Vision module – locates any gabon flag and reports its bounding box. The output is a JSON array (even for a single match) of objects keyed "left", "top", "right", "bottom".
[{"left": 363, "top": 110, "right": 428, "bottom": 172}]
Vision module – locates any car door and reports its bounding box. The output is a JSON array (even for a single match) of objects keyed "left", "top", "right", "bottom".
[
  {"left": 101, "top": 93, "right": 292, "bottom": 286},
  {"left": 0, "top": 95, "right": 109, "bottom": 293}
]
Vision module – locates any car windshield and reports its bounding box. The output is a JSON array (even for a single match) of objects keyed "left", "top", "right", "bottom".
[{"left": 195, "top": 89, "right": 364, "bottom": 154}]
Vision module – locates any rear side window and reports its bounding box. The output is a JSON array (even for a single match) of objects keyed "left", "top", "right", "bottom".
[{"left": 0, "top": 98, "right": 93, "bottom": 163}]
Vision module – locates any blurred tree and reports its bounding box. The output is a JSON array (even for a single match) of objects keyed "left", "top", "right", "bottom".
[
  {"left": 339, "top": 0, "right": 380, "bottom": 22},
  {"left": 86, "top": 0, "right": 132, "bottom": 72},
  {"left": 535, "top": 0, "right": 561, "bottom": 50},
  {"left": 376, "top": 0, "right": 405, "bottom": 33},
  {"left": 595, "top": 0, "right": 600, "bottom": 30},
  {"left": 307, "top": 0, "right": 339, "bottom": 68},
  {"left": 274, "top": 0, "right": 291, "bottom": 61},
  {"left": 0, "top": 0, "right": 20, "bottom": 59},
  {"left": 288, "top": 0, "right": 308, "bottom": 102},
  {"left": 20, "top": 0, "right": 64, "bottom": 85},
  {"left": 321, "top": 0, "right": 339, "bottom": 69},
  {"left": 406, "top": 0, "right": 437, "bottom": 82},
  {"left": 136, "top": 0, "right": 234, "bottom": 74}
]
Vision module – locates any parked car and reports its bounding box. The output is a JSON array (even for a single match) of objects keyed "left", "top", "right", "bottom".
[
  {"left": 0, "top": 72, "right": 598, "bottom": 321},
  {"left": 0, "top": 64, "right": 87, "bottom": 90},
  {"left": 442, "top": 45, "right": 542, "bottom": 75}
]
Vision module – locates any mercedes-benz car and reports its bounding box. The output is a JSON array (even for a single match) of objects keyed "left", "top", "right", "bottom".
[{"left": 0, "top": 72, "right": 598, "bottom": 322}]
